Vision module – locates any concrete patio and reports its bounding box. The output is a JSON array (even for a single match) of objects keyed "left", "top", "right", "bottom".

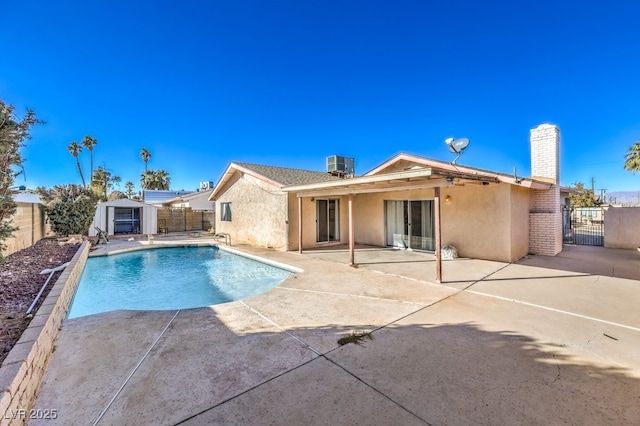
[{"left": 30, "top": 237, "right": 640, "bottom": 425}]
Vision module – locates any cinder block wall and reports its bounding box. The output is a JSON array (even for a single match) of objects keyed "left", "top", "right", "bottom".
[
  {"left": 528, "top": 124, "right": 562, "bottom": 256},
  {"left": 2, "top": 202, "right": 49, "bottom": 257}
]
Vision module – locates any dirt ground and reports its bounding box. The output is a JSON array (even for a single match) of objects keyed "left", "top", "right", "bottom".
[{"left": 0, "top": 239, "right": 80, "bottom": 364}]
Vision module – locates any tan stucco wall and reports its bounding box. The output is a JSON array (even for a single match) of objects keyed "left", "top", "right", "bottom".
[
  {"left": 314, "top": 183, "right": 533, "bottom": 262},
  {"left": 509, "top": 185, "right": 533, "bottom": 260},
  {"left": 441, "top": 184, "right": 516, "bottom": 261},
  {"left": 2, "top": 202, "right": 50, "bottom": 257},
  {"left": 287, "top": 194, "right": 350, "bottom": 250},
  {"left": 604, "top": 206, "right": 640, "bottom": 249},
  {"left": 215, "top": 174, "right": 288, "bottom": 249}
]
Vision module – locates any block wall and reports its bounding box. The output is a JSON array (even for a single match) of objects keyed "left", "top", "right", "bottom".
[
  {"left": 0, "top": 243, "right": 89, "bottom": 425},
  {"left": 2, "top": 202, "right": 50, "bottom": 258}
]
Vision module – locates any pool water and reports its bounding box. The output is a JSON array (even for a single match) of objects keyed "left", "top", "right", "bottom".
[{"left": 67, "top": 246, "right": 292, "bottom": 319}]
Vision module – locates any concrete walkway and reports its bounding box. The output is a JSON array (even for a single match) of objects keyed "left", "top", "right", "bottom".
[{"left": 31, "top": 238, "right": 640, "bottom": 425}]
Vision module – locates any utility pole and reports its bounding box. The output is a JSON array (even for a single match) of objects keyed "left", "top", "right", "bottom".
[
  {"left": 598, "top": 188, "right": 607, "bottom": 203},
  {"left": 590, "top": 177, "right": 595, "bottom": 193}
]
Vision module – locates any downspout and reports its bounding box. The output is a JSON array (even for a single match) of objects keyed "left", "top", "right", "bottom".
[
  {"left": 298, "top": 196, "right": 303, "bottom": 254},
  {"left": 284, "top": 192, "right": 289, "bottom": 250},
  {"left": 434, "top": 186, "right": 442, "bottom": 283}
]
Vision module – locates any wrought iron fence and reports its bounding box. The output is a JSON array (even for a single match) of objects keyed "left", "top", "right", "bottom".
[{"left": 562, "top": 206, "right": 604, "bottom": 246}]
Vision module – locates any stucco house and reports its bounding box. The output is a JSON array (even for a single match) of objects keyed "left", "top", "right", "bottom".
[
  {"left": 210, "top": 124, "right": 563, "bottom": 265},
  {"left": 162, "top": 189, "right": 215, "bottom": 210}
]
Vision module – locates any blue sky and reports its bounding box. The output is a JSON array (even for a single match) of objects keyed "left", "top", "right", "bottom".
[{"left": 2, "top": 1, "right": 639, "bottom": 194}]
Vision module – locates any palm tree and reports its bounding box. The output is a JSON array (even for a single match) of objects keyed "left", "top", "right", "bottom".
[
  {"left": 140, "top": 170, "right": 155, "bottom": 190},
  {"left": 140, "top": 148, "right": 151, "bottom": 171},
  {"left": 81, "top": 135, "right": 98, "bottom": 184},
  {"left": 154, "top": 169, "right": 171, "bottom": 190},
  {"left": 140, "top": 169, "right": 171, "bottom": 190},
  {"left": 67, "top": 141, "right": 86, "bottom": 187},
  {"left": 124, "top": 181, "right": 135, "bottom": 199},
  {"left": 91, "top": 166, "right": 109, "bottom": 201},
  {"left": 91, "top": 166, "right": 121, "bottom": 201},
  {"left": 624, "top": 141, "right": 640, "bottom": 172}
]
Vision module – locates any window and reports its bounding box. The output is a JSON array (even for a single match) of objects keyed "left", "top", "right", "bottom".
[{"left": 221, "top": 202, "right": 232, "bottom": 221}]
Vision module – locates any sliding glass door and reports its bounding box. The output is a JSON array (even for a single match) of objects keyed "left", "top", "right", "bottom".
[
  {"left": 385, "top": 200, "right": 434, "bottom": 250},
  {"left": 316, "top": 199, "right": 340, "bottom": 243}
]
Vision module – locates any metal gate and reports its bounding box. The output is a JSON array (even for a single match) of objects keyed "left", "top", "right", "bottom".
[{"left": 562, "top": 206, "right": 604, "bottom": 246}]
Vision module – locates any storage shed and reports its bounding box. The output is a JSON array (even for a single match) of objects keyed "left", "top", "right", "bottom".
[{"left": 88, "top": 198, "right": 158, "bottom": 236}]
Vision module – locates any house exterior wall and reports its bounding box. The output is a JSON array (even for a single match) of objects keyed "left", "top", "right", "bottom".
[
  {"left": 2, "top": 202, "right": 49, "bottom": 257},
  {"left": 509, "top": 185, "right": 533, "bottom": 259},
  {"left": 287, "top": 194, "right": 350, "bottom": 250},
  {"left": 441, "top": 184, "right": 526, "bottom": 262},
  {"left": 215, "top": 173, "right": 288, "bottom": 249},
  {"left": 313, "top": 183, "right": 533, "bottom": 262},
  {"left": 604, "top": 206, "right": 640, "bottom": 249}
]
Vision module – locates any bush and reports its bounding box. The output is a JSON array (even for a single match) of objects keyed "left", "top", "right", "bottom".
[{"left": 37, "top": 185, "right": 97, "bottom": 236}]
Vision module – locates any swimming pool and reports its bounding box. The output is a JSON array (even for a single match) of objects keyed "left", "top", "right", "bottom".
[{"left": 67, "top": 246, "right": 293, "bottom": 319}]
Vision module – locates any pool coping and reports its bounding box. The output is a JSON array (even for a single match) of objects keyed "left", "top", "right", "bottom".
[
  {"left": 0, "top": 241, "right": 90, "bottom": 424},
  {"left": 89, "top": 242, "right": 303, "bottom": 273}
]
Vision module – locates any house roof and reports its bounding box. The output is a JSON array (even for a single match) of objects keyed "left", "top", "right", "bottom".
[
  {"left": 209, "top": 162, "right": 341, "bottom": 200},
  {"left": 364, "top": 152, "right": 553, "bottom": 188},
  {"left": 284, "top": 152, "right": 552, "bottom": 197},
  {"left": 143, "top": 190, "right": 192, "bottom": 205},
  {"left": 234, "top": 162, "right": 341, "bottom": 186},
  {"left": 162, "top": 189, "right": 214, "bottom": 205},
  {"left": 13, "top": 192, "right": 41, "bottom": 204}
]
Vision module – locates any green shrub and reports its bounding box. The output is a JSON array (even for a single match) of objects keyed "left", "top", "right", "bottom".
[{"left": 37, "top": 185, "right": 97, "bottom": 236}]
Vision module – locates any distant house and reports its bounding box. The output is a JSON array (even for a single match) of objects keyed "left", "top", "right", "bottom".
[
  {"left": 143, "top": 190, "right": 192, "bottom": 207},
  {"left": 161, "top": 189, "right": 215, "bottom": 210},
  {"left": 210, "top": 124, "right": 564, "bottom": 263}
]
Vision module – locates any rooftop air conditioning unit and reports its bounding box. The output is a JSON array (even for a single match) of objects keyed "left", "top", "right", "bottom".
[
  {"left": 200, "top": 181, "right": 214, "bottom": 190},
  {"left": 326, "top": 155, "right": 355, "bottom": 177}
]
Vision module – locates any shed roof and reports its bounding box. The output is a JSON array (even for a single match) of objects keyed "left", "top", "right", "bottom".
[{"left": 96, "top": 198, "right": 158, "bottom": 209}]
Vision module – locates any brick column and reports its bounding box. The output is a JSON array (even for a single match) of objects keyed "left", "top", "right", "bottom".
[{"left": 528, "top": 124, "right": 562, "bottom": 256}]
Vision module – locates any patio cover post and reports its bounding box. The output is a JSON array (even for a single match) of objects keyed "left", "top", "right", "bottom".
[
  {"left": 298, "top": 196, "right": 303, "bottom": 254},
  {"left": 348, "top": 193, "right": 355, "bottom": 266},
  {"left": 434, "top": 186, "right": 442, "bottom": 283}
]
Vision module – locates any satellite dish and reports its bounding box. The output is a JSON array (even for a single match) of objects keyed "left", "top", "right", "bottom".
[{"left": 445, "top": 137, "right": 470, "bottom": 164}]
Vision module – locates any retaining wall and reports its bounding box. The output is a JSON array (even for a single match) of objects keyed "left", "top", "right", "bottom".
[{"left": 0, "top": 242, "right": 89, "bottom": 425}]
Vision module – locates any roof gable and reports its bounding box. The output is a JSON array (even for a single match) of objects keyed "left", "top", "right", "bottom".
[{"left": 210, "top": 162, "right": 341, "bottom": 200}]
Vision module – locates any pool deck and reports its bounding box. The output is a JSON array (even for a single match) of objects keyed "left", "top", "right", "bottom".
[{"left": 31, "top": 235, "right": 640, "bottom": 425}]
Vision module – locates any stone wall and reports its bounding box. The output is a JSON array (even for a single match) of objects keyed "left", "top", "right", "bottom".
[
  {"left": 0, "top": 242, "right": 89, "bottom": 425},
  {"left": 2, "top": 202, "right": 50, "bottom": 258}
]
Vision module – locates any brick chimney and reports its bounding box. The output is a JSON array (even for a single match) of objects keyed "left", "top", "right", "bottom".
[{"left": 528, "top": 123, "right": 562, "bottom": 256}]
